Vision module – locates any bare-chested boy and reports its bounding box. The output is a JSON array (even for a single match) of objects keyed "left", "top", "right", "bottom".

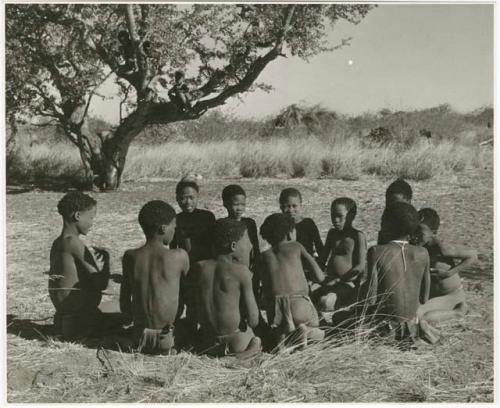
[
  {"left": 377, "top": 178, "right": 413, "bottom": 245},
  {"left": 195, "top": 219, "right": 261, "bottom": 356},
  {"left": 49, "top": 192, "right": 121, "bottom": 340},
  {"left": 414, "top": 208, "right": 476, "bottom": 327},
  {"left": 259, "top": 213, "right": 325, "bottom": 348},
  {"left": 120, "top": 200, "right": 189, "bottom": 354},
  {"left": 315, "top": 197, "right": 367, "bottom": 311},
  {"left": 365, "top": 202, "right": 432, "bottom": 347},
  {"left": 279, "top": 188, "right": 324, "bottom": 290}
]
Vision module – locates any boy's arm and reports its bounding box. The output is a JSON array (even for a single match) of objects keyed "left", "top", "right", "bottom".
[
  {"left": 299, "top": 243, "right": 325, "bottom": 283},
  {"left": 318, "top": 230, "right": 333, "bottom": 270},
  {"left": 119, "top": 251, "right": 132, "bottom": 318},
  {"left": 241, "top": 268, "right": 259, "bottom": 328},
  {"left": 341, "top": 231, "right": 367, "bottom": 282},
  {"left": 178, "top": 249, "right": 190, "bottom": 278},
  {"left": 420, "top": 250, "right": 431, "bottom": 304},
  {"left": 66, "top": 237, "right": 109, "bottom": 290},
  {"left": 437, "top": 240, "right": 478, "bottom": 278},
  {"left": 365, "top": 247, "right": 378, "bottom": 306},
  {"left": 310, "top": 220, "right": 324, "bottom": 257},
  {"left": 249, "top": 219, "right": 261, "bottom": 256}
]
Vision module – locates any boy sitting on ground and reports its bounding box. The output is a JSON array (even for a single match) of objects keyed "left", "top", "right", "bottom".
[
  {"left": 221, "top": 184, "right": 260, "bottom": 270},
  {"left": 415, "top": 208, "right": 477, "bottom": 330},
  {"left": 377, "top": 178, "right": 414, "bottom": 245},
  {"left": 365, "top": 202, "right": 433, "bottom": 348},
  {"left": 49, "top": 192, "right": 122, "bottom": 340},
  {"left": 259, "top": 213, "right": 325, "bottom": 349},
  {"left": 171, "top": 178, "right": 216, "bottom": 344},
  {"left": 196, "top": 219, "right": 261, "bottom": 357},
  {"left": 315, "top": 197, "right": 367, "bottom": 312},
  {"left": 279, "top": 188, "right": 324, "bottom": 291},
  {"left": 120, "top": 200, "right": 189, "bottom": 355}
]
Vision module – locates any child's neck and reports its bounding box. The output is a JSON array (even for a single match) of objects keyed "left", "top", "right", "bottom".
[
  {"left": 146, "top": 235, "right": 169, "bottom": 247},
  {"left": 61, "top": 221, "right": 80, "bottom": 237},
  {"left": 391, "top": 235, "right": 410, "bottom": 243}
]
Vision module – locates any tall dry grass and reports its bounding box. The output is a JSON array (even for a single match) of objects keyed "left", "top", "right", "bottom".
[{"left": 7, "top": 137, "right": 492, "bottom": 184}]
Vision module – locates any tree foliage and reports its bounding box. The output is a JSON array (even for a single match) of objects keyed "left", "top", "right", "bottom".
[{"left": 6, "top": 4, "right": 374, "bottom": 189}]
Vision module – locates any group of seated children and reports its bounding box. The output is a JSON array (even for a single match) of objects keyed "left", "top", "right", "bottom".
[{"left": 48, "top": 178, "right": 477, "bottom": 356}]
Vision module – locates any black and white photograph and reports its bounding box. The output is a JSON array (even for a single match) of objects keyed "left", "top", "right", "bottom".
[{"left": 4, "top": 1, "right": 495, "bottom": 404}]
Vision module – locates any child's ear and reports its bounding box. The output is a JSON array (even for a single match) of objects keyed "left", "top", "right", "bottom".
[
  {"left": 158, "top": 225, "right": 167, "bottom": 235},
  {"left": 73, "top": 211, "right": 81, "bottom": 222},
  {"left": 230, "top": 241, "right": 237, "bottom": 252}
]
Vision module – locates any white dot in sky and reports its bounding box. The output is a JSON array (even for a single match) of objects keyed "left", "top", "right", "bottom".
[{"left": 348, "top": 60, "right": 354, "bottom": 66}]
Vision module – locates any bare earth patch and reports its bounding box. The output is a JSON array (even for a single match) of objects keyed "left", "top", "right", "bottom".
[{"left": 6, "top": 168, "right": 493, "bottom": 402}]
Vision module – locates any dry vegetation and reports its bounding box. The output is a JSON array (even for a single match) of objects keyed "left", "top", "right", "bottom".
[
  {"left": 6, "top": 167, "right": 493, "bottom": 402},
  {"left": 7, "top": 105, "right": 493, "bottom": 185}
]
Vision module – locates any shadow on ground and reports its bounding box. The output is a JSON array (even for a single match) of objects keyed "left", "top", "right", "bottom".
[
  {"left": 7, "top": 176, "right": 92, "bottom": 194},
  {"left": 6, "top": 314, "right": 129, "bottom": 351}
]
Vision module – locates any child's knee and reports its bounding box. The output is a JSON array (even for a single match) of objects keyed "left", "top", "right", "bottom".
[{"left": 319, "top": 293, "right": 337, "bottom": 312}]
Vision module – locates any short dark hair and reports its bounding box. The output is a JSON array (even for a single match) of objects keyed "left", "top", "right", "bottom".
[
  {"left": 260, "top": 213, "right": 294, "bottom": 244},
  {"left": 214, "top": 219, "right": 247, "bottom": 254},
  {"left": 174, "top": 70, "right": 185, "bottom": 82},
  {"left": 385, "top": 178, "right": 413, "bottom": 203},
  {"left": 331, "top": 197, "right": 357, "bottom": 218},
  {"left": 176, "top": 180, "right": 199, "bottom": 196},
  {"left": 118, "top": 30, "right": 129, "bottom": 41},
  {"left": 57, "top": 192, "right": 96, "bottom": 220},
  {"left": 138, "top": 200, "right": 176, "bottom": 238},
  {"left": 222, "top": 184, "right": 246, "bottom": 205},
  {"left": 279, "top": 188, "right": 302, "bottom": 205},
  {"left": 418, "top": 208, "right": 440, "bottom": 232},
  {"left": 381, "top": 202, "right": 419, "bottom": 239}
]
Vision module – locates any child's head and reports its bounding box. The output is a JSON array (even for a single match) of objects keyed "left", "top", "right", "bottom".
[
  {"left": 260, "top": 213, "right": 295, "bottom": 245},
  {"left": 213, "top": 219, "right": 250, "bottom": 259},
  {"left": 138, "top": 200, "right": 176, "bottom": 243},
  {"left": 279, "top": 188, "right": 302, "bottom": 223},
  {"left": 222, "top": 184, "right": 246, "bottom": 220},
  {"left": 385, "top": 178, "right": 413, "bottom": 205},
  {"left": 331, "top": 197, "right": 357, "bottom": 231},
  {"left": 57, "top": 192, "right": 97, "bottom": 235},
  {"left": 415, "top": 208, "right": 440, "bottom": 245},
  {"left": 176, "top": 179, "right": 199, "bottom": 213},
  {"left": 174, "top": 70, "right": 185, "bottom": 83},
  {"left": 118, "top": 30, "right": 129, "bottom": 44},
  {"left": 381, "top": 202, "right": 419, "bottom": 241}
]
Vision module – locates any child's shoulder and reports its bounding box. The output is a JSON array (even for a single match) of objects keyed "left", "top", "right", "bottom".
[
  {"left": 60, "top": 234, "right": 84, "bottom": 252},
  {"left": 298, "top": 217, "right": 318, "bottom": 227},
  {"left": 195, "top": 208, "right": 216, "bottom": 219}
]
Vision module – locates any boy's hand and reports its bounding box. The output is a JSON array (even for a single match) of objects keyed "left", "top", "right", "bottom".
[
  {"left": 341, "top": 268, "right": 361, "bottom": 282},
  {"left": 92, "top": 247, "right": 110, "bottom": 262}
]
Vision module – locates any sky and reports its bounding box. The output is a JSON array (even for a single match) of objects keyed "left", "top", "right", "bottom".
[{"left": 91, "top": 4, "right": 494, "bottom": 123}]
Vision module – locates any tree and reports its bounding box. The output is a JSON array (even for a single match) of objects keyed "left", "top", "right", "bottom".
[{"left": 6, "top": 4, "right": 373, "bottom": 190}]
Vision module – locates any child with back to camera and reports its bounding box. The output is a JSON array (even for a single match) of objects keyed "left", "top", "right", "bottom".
[
  {"left": 49, "top": 192, "right": 122, "bottom": 340},
  {"left": 315, "top": 197, "right": 367, "bottom": 312},
  {"left": 195, "top": 219, "right": 261, "bottom": 357},
  {"left": 414, "top": 208, "right": 477, "bottom": 329},
  {"left": 120, "top": 200, "right": 190, "bottom": 355},
  {"left": 377, "top": 178, "right": 413, "bottom": 245},
  {"left": 259, "top": 213, "right": 325, "bottom": 349},
  {"left": 279, "top": 188, "right": 324, "bottom": 290},
  {"left": 365, "top": 202, "right": 435, "bottom": 347}
]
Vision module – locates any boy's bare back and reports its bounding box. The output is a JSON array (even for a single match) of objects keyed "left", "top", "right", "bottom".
[
  {"left": 261, "top": 241, "right": 311, "bottom": 297},
  {"left": 121, "top": 245, "right": 189, "bottom": 329},
  {"left": 367, "top": 243, "right": 430, "bottom": 321},
  {"left": 197, "top": 258, "right": 258, "bottom": 335}
]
